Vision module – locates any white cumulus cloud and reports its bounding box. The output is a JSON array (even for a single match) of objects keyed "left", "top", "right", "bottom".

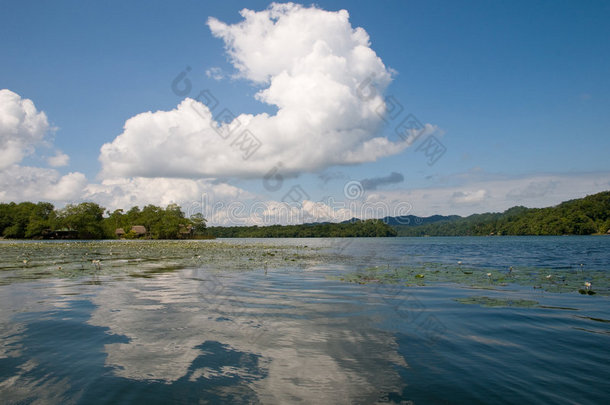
[
  {"left": 0, "top": 89, "right": 88, "bottom": 204},
  {"left": 0, "top": 89, "right": 51, "bottom": 169},
  {"left": 99, "top": 3, "right": 415, "bottom": 180},
  {"left": 0, "top": 165, "right": 87, "bottom": 202},
  {"left": 83, "top": 177, "right": 253, "bottom": 214}
]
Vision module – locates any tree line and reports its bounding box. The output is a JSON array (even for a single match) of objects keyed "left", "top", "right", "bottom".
[
  {"left": 2, "top": 191, "right": 607, "bottom": 239},
  {"left": 207, "top": 219, "right": 397, "bottom": 238},
  {"left": 0, "top": 201, "right": 396, "bottom": 239},
  {"left": 0, "top": 202, "right": 207, "bottom": 239},
  {"left": 393, "top": 191, "right": 610, "bottom": 236}
]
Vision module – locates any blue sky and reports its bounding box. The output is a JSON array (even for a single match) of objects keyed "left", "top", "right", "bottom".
[{"left": 1, "top": 1, "right": 609, "bottom": 223}]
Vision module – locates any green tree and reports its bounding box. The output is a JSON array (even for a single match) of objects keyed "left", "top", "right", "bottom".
[
  {"left": 24, "top": 202, "right": 55, "bottom": 238},
  {"left": 57, "top": 202, "right": 105, "bottom": 239},
  {"left": 190, "top": 213, "right": 207, "bottom": 235},
  {"left": 103, "top": 209, "right": 127, "bottom": 238},
  {"left": 2, "top": 202, "right": 38, "bottom": 238}
]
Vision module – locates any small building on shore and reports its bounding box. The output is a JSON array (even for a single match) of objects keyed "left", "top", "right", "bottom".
[
  {"left": 115, "top": 228, "right": 126, "bottom": 238},
  {"left": 178, "top": 224, "right": 193, "bottom": 238},
  {"left": 131, "top": 225, "right": 147, "bottom": 237}
]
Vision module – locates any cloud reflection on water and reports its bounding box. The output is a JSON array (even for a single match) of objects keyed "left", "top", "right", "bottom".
[{"left": 87, "top": 268, "right": 408, "bottom": 403}]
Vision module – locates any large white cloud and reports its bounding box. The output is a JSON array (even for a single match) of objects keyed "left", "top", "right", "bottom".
[
  {"left": 0, "top": 89, "right": 51, "bottom": 170},
  {"left": 0, "top": 89, "right": 86, "bottom": 203},
  {"left": 99, "top": 3, "right": 412, "bottom": 179},
  {"left": 83, "top": 176, "right": 252, "bottom": 215},
  {"left": 0, "top": 91, "right": 261, "bottom": 212},
  {"left": 0, "top": 165, "right": 87, "bottom": 202}
]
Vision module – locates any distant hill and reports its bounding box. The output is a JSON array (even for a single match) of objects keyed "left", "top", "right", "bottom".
[
  {"left": 342, "top": 214, "right": 459, "bottom": 226},
  {"left": 391, "top": 191, "right": 610, "bottom": 236},
  {"left": 212, "top": 191, "right": 610, "bottom": 238},
  {"left": 381, "top": 214, "right": 461, "bottom": 226}
]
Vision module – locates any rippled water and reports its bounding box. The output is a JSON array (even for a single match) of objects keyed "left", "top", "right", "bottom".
[{"left": 1, "top": 237, "right": 609, "bottom": 404}]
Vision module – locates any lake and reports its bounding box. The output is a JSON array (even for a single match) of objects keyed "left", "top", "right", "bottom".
[{"left": 1, "top": 237, "right": 609, "bottom": 404}]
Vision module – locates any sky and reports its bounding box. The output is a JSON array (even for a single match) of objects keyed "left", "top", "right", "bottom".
[{"left": 1, "top": 0, "right": 609, "bottom": 225}]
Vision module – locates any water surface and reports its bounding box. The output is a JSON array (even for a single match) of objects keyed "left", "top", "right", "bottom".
[{"left": 1, "top": 237, "right": 609, "bottom": 404}]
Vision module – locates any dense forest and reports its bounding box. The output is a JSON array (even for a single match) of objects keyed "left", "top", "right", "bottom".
[
  {"left": 207, "top": 219, "right": 397, "bottom": 238},
  {"left": 393, "top": 191, "right": 610, "bottom": 236},
  {"left": 0, "top": 202, "right": 207, "bottom": 239},
  {"left": 0, "top": 201, "right": 395, "bottom": 239}
]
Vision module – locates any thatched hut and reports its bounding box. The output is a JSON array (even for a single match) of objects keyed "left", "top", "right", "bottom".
[
  {"left": 131, "top": 225, "right": 147, "bottom": 237},
  {"left": 179, "top": 224, "right": 193, "bottom": 238},
  {"left": 115, "top": 228, "right": 126, "bottom": 238}
]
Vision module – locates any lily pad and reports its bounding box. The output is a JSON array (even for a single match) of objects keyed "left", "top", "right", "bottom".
[
  {"left": 578, "top": 289, "right": 597, "bottom": 295},
  {"left": 333, "top": 262, "right": 610, "bottom": 296},
  {"left": 455, "top": 296, "right": 539, "bottom": 308}
]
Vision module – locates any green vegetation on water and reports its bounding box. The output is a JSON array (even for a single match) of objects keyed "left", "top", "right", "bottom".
[
  {"left": 1, "top": 240, "right": 607, "bottom": 309},
  {"left": 454, "top": 296, "right": 540, "bottom": 308},
  {"left": 331, "top": 262, "right": 608, "bottom": 296},
  {"left": 0, "top": 240, "right": 335, "bottom": 284}
]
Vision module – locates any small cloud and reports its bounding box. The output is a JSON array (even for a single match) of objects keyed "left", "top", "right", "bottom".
[
  {"left": 0, "top": 89, "right": 50, "bottom": 170},
  {"left": 506, "top": 180, "right": 558, "bottom": 200},
  {"left": 452, "top": 189, "right": 488, "bottom": 204},
  {"left": 47, "top": 151, "right": 70, "bottom": 167},
  {"left": 205, "top": 67, "right": 225, "bottom": 81},
  {"left": 360, "top": 172, "right": 404, "bottom": 191}
]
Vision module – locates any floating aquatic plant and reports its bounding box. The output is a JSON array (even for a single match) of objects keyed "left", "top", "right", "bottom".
[
  {"left": 578, "top": 281, "right": 596, "bottom": 295},
  {"left": 2, "top": 241, "right": 608, "bottom": 297},
  {"left": 454, "top": 296, "right": 539, "bottom": 308},
  {"left": 0, "top": 240, "right": 342, "bottom": 285},
  {"left": 332, "top": 262, "right": 609, "bottom": 296}
]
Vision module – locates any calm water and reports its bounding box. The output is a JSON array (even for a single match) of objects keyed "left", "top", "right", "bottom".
[{"left": 1, "top": 237, "right": 609, "bottom": 404}]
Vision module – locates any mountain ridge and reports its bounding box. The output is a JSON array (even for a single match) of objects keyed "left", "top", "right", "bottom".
[{"left": 387, "top": 191, "right": 610, "bottom": 236}]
